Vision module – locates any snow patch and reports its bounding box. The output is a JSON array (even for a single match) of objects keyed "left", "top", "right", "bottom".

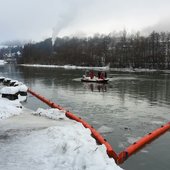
[
  {"left": 18, "top": 84, "right": 28, "bottom": 92},
  {"left": 1, "top": 86, "right": 19, "bottom": 94},
  {"left": 33, "top": 108, "right": 68, "bottom": 120},
  {"left": 20, "top": 64, "right": 110, "bottom": 71},
  {"left": 151, "top": 120, "right": 164, "bottom": 125},
  {"left": 0, "top": 77, "right": 28, "bottom": 119},
  {"left": 97, "top": 125, "right": 114, "bottom": 134},
  {"left": 0, "top": 121, "right": 122, "bottom": 170},
  {"left": 127, "top": 136, "right": 141, "bottom": 144},
  {"left": 0, "top": 98, "right": 22, "bottom": 120},
  {"left": 14, "top": 81, "right": 23, "bottom": 86},
  {"left": 31, "top": 108, "right": 122, "bottom": 169}
]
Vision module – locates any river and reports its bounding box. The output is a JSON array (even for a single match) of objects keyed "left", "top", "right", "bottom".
[{"left": 1, "top": 64, "right": 170, "bottom": 170}]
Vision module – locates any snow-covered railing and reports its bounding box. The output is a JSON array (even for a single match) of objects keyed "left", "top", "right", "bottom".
[
  {"left": 1, "top": 86, "right": 19, "bottom": 100},
  {"left": 9, "top": 80, "right": 18, "bottom": 86},
  {"left": 3, "top": 78, "right": 11, "bottom": 85},
  {"left": 0, "top": 77, "right": 28, "bottom": 101},
  {"left": 18, "top": 84, "right": 28, "bottom": 96},
  {"left": 0, "top": 77, "right": 25, "bottom": 120},
  {"left": 0, "top": 77, "right": 5, "bottom": 82}
]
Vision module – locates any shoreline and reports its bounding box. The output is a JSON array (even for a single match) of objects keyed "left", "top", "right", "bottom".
[{"left": 19, "top": 64, "right": 170, "bottom": 73}]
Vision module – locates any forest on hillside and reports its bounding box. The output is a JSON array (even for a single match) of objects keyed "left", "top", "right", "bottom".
[{"left": 18, "top": 31, "right": 170, "bottom": 69}]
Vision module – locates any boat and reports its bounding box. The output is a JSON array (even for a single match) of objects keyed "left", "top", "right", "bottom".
[
  {"left": 81, "top": 75, "right": 109, "bottom": 83},
  {"left": 81, "top": 70, "right": 109, "bottom": 83}
]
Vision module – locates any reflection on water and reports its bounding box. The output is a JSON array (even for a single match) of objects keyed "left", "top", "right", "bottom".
[
  {"left": 1, "top": 64, "right": 170, "bottom": 170},
  {"left": 83, "top": 83, "right": 107, "bottom": 92}
]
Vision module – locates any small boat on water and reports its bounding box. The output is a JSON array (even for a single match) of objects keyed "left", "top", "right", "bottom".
[
  {"left": 81, "top": 76, "right": 109, "bottom": 83},
  {"left": 81, "top": 70, "right": 109, "bottom": 83},
  {"left": 81, "top": 75, "right": 109, "bottom": 83}
]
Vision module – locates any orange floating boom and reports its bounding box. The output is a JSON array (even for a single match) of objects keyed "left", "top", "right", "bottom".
[
  {"left": 65, "top": 111, "right": 118, "bottom": 159},
  {"left": 28, "top": 88, "right": 64, "bottom": 110},
  {"left": 28, "top": 88, "right": 118, "bottom": 161},
  {"left": 117, "top": 122, "right": 170, "bottom": 164},
  {"left": 28, "top": 88, "right": 170, "bottom": 165}
]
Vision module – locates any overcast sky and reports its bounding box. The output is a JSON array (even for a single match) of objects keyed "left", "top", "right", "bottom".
[{"left": 0, "top": 0, "right": 170, "bottom": 43}]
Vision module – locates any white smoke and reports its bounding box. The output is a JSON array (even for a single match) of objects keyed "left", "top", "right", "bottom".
[
  {"left": 142, "top": 17, "right": 170, "bottom": 35},
  {"left": 52, "top": 15, "right": 73, "bottom": 45},
  {"left": 51, "top": 2, "right": 79, "bottom": 45}
]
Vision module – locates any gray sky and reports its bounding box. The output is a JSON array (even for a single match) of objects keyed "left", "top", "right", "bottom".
[{"left": 0, "top": 0, "right": 170, "bottom": 43}]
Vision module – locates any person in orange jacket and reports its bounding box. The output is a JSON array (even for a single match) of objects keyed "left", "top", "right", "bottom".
[{"left": 89, "top": 70, "right": 94, "bottom": 79}]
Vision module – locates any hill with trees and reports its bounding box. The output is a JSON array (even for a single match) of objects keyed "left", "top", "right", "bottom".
[{"left": 18, "top": 31, "right": 170, "bottom": 69}]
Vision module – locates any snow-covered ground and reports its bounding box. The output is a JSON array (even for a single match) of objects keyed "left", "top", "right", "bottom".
[
  {"left": 19, "top": 64, "right": 110, "bottom": 71},
  {"left": 0, "top": 97, "right": 22, "bottom": 120},
  {"left": 0, "top": 82, "right": 122, "bottom": 170},
  {"left": 0, "top": 59, "right": 7, "bottom": 65},
  {"left": 19, "top": 64, "right": 170, "bottom": 73},
  {"left": 110, "top": 67, "right": 170, "bottom": 73},
  {"left": 110, "top": 67, "right": 158, "bottom": 72}
]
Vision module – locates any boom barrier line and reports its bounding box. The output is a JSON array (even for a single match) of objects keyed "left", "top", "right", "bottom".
[
  {"left": 117, "top": 122, "right": 170, "bottom": 164},
  {"left": 28, "top": 88, "right": 170, "bottom": 165},
  {"left": 28, "top": 88, "right": 118, "bottom": 162}
]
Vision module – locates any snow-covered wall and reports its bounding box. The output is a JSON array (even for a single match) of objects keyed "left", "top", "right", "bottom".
[{"left": 0, "top": 77, "right": 28, "bottom": 119}]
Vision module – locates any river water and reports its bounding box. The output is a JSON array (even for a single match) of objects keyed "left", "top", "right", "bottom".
[{"left": 1, "top": 64, "right": 170, "bottom": 170}]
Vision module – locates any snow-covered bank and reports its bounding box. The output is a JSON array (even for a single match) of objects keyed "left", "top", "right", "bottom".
[
  {"left": 19, "top": 64, "right": 170, "bottom": 73},
  {"left": 19, "top": 64, "right": 110, "bottom": 71},
  {"left": 0, "top": 107, "right": 122, "bottom": 170},
  {"left": 33, "top": 108, "right": 68, "bottom": 120},
  {"left": 110, "top": 67, "right": 170, "bottom": 73},
  {"left": 0, "top": 78, "right": 28, "bottom": 119},
  {"left": 110, "top": 67, "right": 157, "bottom": 72},
  {"left": 32, "top": 108, "right": 122, "bottom": 170},
  {"left": 0, "top": 98, "right": 22, "bottom": 120}
]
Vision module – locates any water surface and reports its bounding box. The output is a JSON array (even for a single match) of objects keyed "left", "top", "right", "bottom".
[{"left": 1, "top": 64, "right": 170, "bottom": 170}]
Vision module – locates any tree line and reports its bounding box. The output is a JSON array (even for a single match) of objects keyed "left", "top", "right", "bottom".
[{"left": 18, "top": 31, "right": 170, "bottom": 69}]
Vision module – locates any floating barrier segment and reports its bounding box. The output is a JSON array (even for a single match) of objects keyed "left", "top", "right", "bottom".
[
  {"left": 28, "top": 88, "right": 170, "bottom": 165},
  {"left": 28, "top": 88, "right": 65, "bottom": 110},
  {"left": 117, "top": 122, "right": 170, "bottom": 164},
  {"left": 28, "top": 88, "right": 118, "bottom": 161}
]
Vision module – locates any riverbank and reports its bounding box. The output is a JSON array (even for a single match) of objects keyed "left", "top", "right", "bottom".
[{"left": 19, "top": 64, "right": 170, "bottom": 73}]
